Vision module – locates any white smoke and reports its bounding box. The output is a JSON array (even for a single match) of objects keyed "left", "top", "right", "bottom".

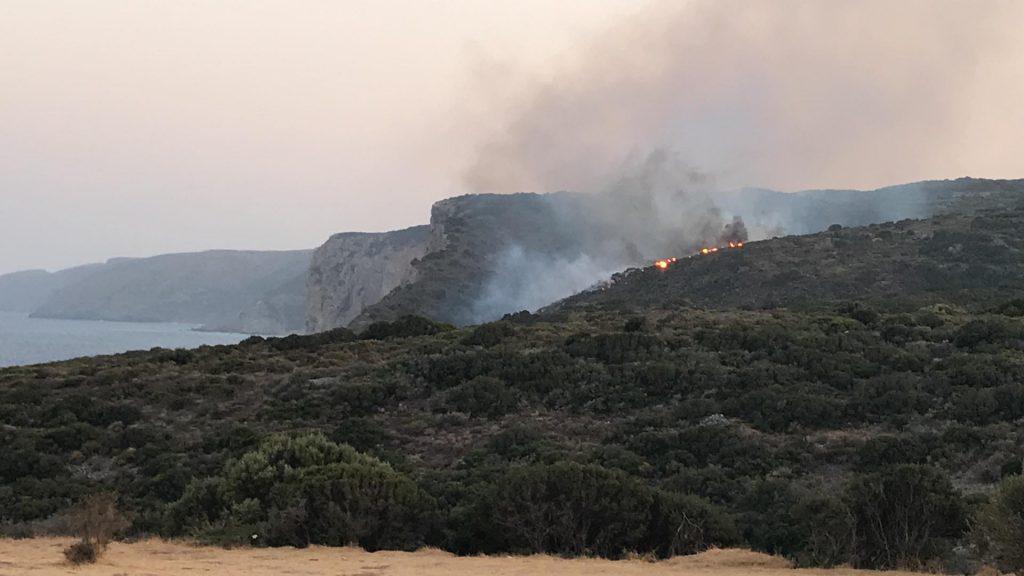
[{"left": 470, "top": 245, "right": 621, "bottom": 323}]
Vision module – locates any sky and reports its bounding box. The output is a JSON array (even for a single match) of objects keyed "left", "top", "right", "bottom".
[{"left": 1, "top": 0, "right": 1023, "bottom": 275}]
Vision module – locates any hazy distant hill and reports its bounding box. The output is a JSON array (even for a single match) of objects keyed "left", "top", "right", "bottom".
[
  {"left": 0, "top": 264, "right": 103, "bottom": 313},
  {"left": 26, "top": 250, "right": 312, "bottom": 334},
  {"left": 718, "top": 177, "right": 1024, "bottom": 237}
]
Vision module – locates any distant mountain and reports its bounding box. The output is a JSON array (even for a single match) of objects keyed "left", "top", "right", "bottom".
[
  {"left": 20, "top": 250, "right": 312, "bottom": 334},
  {"left": 0, "top": 264, "right": 104, "bottom": 313},
  {"left": 717, "top": 177, "right": 1024, "bottom": 237}
]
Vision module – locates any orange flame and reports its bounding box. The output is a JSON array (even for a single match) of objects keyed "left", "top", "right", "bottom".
[{"left": 657, "top": 243, "right": 743, "bottom": 268}]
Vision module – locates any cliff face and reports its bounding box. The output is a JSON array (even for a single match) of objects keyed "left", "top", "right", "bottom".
[
  {"left": 305, "top": 226, "right": 431, "bottom": 332},
  {"left": 29, "top": 250, "right": 312, "bottom": 334},
  {"left": 348, "top": 193, "right": 604, "bottom": 329}
]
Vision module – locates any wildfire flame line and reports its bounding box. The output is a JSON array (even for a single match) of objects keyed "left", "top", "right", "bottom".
[{"left": 653, "top": 242, "right": 743, "bottom": 270}]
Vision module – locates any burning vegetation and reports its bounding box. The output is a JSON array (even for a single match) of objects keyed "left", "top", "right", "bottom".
[
  {"left": 654, "top": 241, "right": 744, "bottom": 270},
  {"left": 654, "top": 217, "right": 748, "bottom": 270}
]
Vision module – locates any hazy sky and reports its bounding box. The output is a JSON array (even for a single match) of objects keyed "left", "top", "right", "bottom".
[{"left": 2, "top": 1, "right": 1023, "bottom": 274}]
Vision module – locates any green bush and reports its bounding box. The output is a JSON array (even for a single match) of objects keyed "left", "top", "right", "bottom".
[
  {"left": 441, "top": 376, "right": 520, "bottom": 418},
  {"left": 844, "top": 465, "right": 967, "bottom": 570},
  {"left": 462, "top": 322, "right": 516, "bottom": 347},
  {"left": 360, "top": 316, "right": 453, "bottom": 340},
  {"left": 468, "top": 462, "right": 734, "bottom": 558},
  {"left": 168, "top": 433, "right": 434, "bottom": 550},
  {"left": 791, "top": 494, "right": 854, "bottom": 567},
  {"left": 644, "top": 490, "right": 739, "bottom": 557},
  {"left": 477, "top": 462, "right": 651, "bottom": 556},
  {"left": 973, "top": 475, "right": 1024, "bottom": 573}
]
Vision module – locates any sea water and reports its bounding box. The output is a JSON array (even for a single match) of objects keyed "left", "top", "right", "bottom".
[{"left": 0, "top": 311, "right": 247, "bottom": 367}]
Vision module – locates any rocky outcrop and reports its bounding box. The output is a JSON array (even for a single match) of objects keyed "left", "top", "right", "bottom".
[{"left": 305, "top": 226, "right": 431, "bottom": 332}]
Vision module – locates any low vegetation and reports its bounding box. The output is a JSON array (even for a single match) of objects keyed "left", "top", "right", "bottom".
[
  {"left": 3, "top": 209, "right": 1024, "bottom": 571},
  {"left": 62, "top": 492, "right": 128, "bottom": 564}
]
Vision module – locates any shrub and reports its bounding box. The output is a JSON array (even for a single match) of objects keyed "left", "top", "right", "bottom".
[
  {"left": 267, "top": 328, "right": 356, "bottom": 351},
  {"left": 470, "top": 462, "right": 735, "bottom": 558},
  {"left": 973, "top": 474, "right": 1024, "bottom": 573},
  {"left": 360, "top": 316, "right": 453, "bottom": 340},
  {"left": 844, "top": 465, "right": 967, "bottom": 570},
  {"left": 480, "top": 462, "right": 652, "bottom": 556},
  {"left": 63, "top": 540, "right": 98, "bottom": 565},
  {"left": 63, "top": 493, "right": 128, "bottom": 565},
  {"left": 644, "top": 491, "right": 739, "bottom": 557},
  {"left": 791, "top": 494, "right": 854, "bottom": 567},
  {"left": 168, "top": 433, "right": 434, "bottom": 550},
  {"left": 737, "top": 479, "right": 803, "bottom": 556},
  {"left": 463, "top": 322, "right": 516, "bottom": 347},
  {"left": 954, "top": 318, "right": 1010, "bottom": 349},
  {"left": 442, "top": 376, "right": 520, "bottom": 418}
]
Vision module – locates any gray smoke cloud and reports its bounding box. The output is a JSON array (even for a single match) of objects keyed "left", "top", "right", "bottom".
[
  {"left": 464, "top": 0, "right": 1023, "bottom": 195},
  {"left": 463, "top": 0, "right": 1024, "bottom": 321},
  {"left": 470, "top": 152, "right": 747, "bottom": 321},
  {"left": 470, "top": 246, "right": 620, "bottom": 323}
]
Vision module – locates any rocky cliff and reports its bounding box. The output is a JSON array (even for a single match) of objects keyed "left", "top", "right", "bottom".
[{"left": 305, "top": 226, "right": 431, "bottom": 333}]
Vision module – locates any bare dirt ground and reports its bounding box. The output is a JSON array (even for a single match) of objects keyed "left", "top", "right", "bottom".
[{"left": 0, "top": 538, "right": 924, "bottom": 576}]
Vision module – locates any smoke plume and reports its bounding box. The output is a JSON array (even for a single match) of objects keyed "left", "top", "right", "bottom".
[
  {"left": 469, "top": 152, "right": 747, "bottom": 321},
  {"left": 463, "top": 0, "right": 1023, "bottom": 321},
  {"left": 464, "top": 0, "right": 1024, "bottom": 195}
]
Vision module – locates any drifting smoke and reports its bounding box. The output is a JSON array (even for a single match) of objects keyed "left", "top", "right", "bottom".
[
  {"left": 470, "top": 152, "right": 749, "bottom": 321},
  {"left": 471, "top": 246, "right": 620, "bottom": 323},
  {"left": 464, "top": 0, "right": 1023, "bottom": 321},
  {"left": 465, "top": 0, "right": 1024, "bottom": 195}
]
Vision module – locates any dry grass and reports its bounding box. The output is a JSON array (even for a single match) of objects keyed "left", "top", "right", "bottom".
[{"left": 0, "top": 538, "right": 929, "bottom": 576}]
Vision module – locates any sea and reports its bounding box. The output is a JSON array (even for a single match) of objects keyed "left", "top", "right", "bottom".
[{"left": 0, "top": 311, "right": 248, "bottom": 368}]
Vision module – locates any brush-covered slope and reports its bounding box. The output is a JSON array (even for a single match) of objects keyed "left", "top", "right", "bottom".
[
  {"left": 29, "top": 250, "right": 312, "bottom": 334},
  {"left": 4, "top": 268, "right": 1024, "bottom": 566},
  {"left": 549, "top": 206, "right": 1024, "bottom": 316}
]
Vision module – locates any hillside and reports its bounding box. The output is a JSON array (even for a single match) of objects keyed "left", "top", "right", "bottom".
[
  {"left": 4, "top": 208, "right": 1024, "bottom": 570},
  {"left": 25, "top": 250, "right": 313, "bottom": 334},
  {"left": 549, "top": 206, "right": 1024, "bottom": 316}
]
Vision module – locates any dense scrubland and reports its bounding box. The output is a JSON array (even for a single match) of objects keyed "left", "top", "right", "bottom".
[{"left": 2, "top": 208, "right": 1024, "bottom": 573}]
